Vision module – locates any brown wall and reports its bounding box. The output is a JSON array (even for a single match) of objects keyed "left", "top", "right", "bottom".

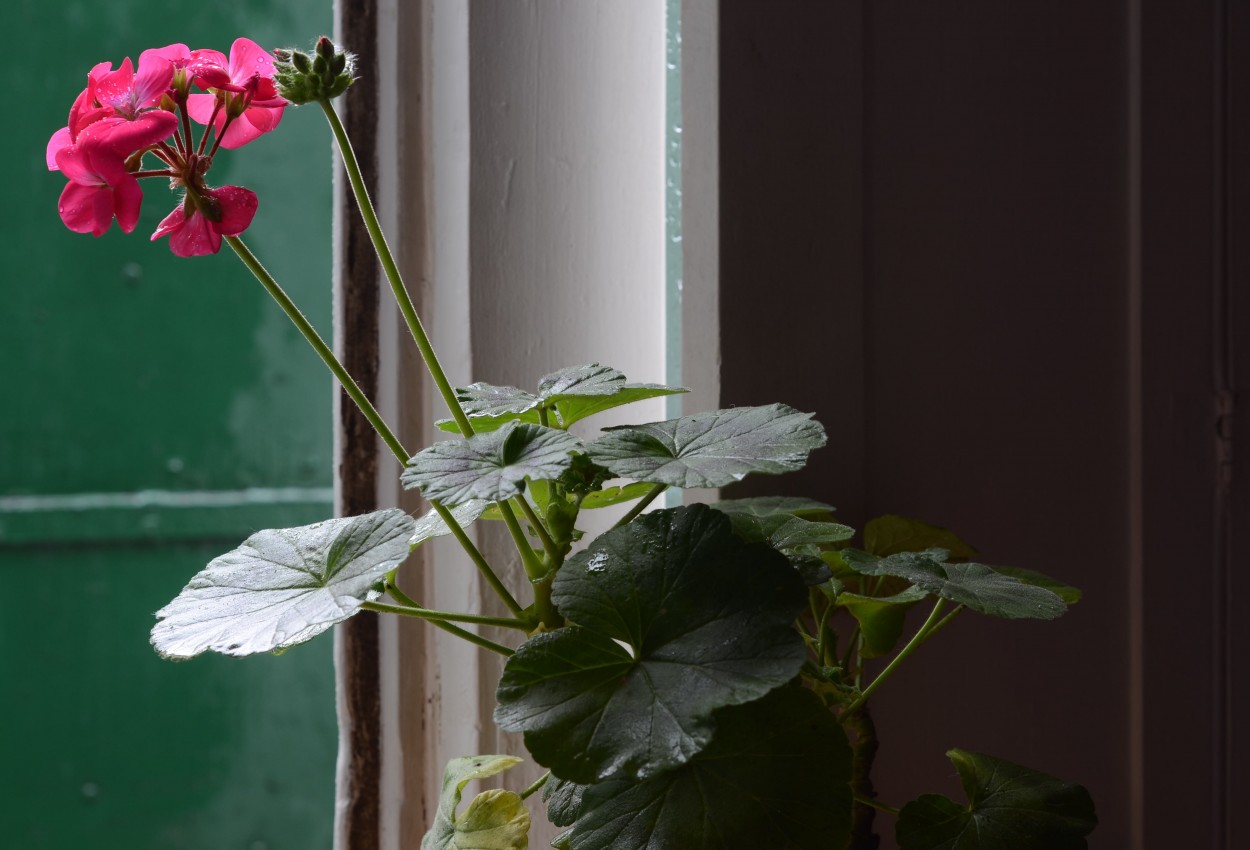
[{"left": 719, "top": 2, "right": 1247, "bottom": 848}]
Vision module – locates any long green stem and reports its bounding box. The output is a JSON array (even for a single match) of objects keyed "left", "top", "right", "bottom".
[
  {"left": 319, "top": 99, "right": 474, "bottom": 437},
  {"left": 612, "top": 483, "right": 667, "bottom": 529},
  {"left": 363, "top": 600, "right": 530, "bottom": 631},
  {"left": 499, "top": 503, "right": 548, "bottom": 582},
  {"left": 852, "top": 794, "right": 899, "bottom": 817},
  {"left": 514, "top": 496, "right": 560, "bottom": 562},
  {"left": 361, "top": 601, "right": 514, "bottom": 655},
  {"left": 226, "top": 236, "right": 522, "bottom": 620},
  {"left": 225, "top": 235, "right": 408, "bottom": 464},
  {"left": 845, "top": 599, "right": 948, "bottom": 715}
]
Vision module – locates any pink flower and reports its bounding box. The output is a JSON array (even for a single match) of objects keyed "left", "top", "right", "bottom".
[
  {"left": 93, "top": 52, "right": 174, "bottom": 120},
  {"left": 151, "top": 185, "right": 258, "bottom": 257},
  {"left": 54, "top": 113, "right": 179, "bottom": 236},
  {"left": 187, "top": 38, "right": 286, "bottom": 149},
  {"left": 46, "top": 61, "right": 114, "bottom": 170}
]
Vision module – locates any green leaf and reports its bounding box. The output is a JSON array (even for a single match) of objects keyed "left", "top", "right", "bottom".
[
  {"left": 837, "top": 586, "right": 929, "bottom": 658},
  {"left": 712, "top": 502, "right": 851, "bottom": 582},
  {"left": 411, "top": 500, "right": 492, "bottom": 548},
  {"left": 560, "top": 686, "right": 853, "bottom": 850},
  {"left": 587, "top": 404, "right": 826, "bottom": 488},
  {"left": 151, "top": 509, "right": 414, "bottom": 659},
  {"left": 436, "top": 365, "right": 686, "bottom": 433},
  {"left": 865, "top": 515, "right": 977, "bottom": 559},
  {"left": 709, "top": 495, "right": 837, "bottom": 519},
  {"left": 577, "top": 481, "right": 657, "bottom": 510},
  {"left": 422, "top": 755, "right": 530, "bottom": 850},
  {"left": 993, "top": 565, "right": 1083, "bottom": 604},
  {"left": 538, "top": 363, "right": 686, "bottom": 428},
  {"left": 402, "top": 422, "right": 584, "bottom": 506},
  {"left": 543, "top": 777, "right": 586, "bottom": 828},
  {"left": 843, "top": 548, "right": 1068, "bottom": 620},
  {"left": 494, "top": 505, "right": 807, "bottom": 783},
  {"left": 453, "top": 790, "right": 530, "bottom": 850},
  {"left": 896, "top": 749, "right": 1097, "bottom": 850}
]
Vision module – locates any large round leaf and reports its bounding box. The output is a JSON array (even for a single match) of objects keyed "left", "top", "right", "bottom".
[
  {"left": 493, "top": 505, "right": 807, "bottom": 783},
  {"left": 151, "top": 509, "right": 414, "bottom": 659},
  {"left": 897, "top": 749, "right": 1097, "bottom": 850},
  {"left": 558, "top": 686, "right": 853, "bottom": 850},
  {"left": 587, "top": 404, "right": 826, "bottom": 488},
  {"left": 402, "top": 421, "right": 584, "bottom": 505}
]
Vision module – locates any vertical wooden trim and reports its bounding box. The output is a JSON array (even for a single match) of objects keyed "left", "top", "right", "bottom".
[
  {"left": 1126, "top": 0, "right": 1145, "bottom": 847},
  {"left": 1210, "top": 4, "right": 1234, "bottom": 847},
  {"left": 334, "top": 0, "right": 382, "bottom": 847}
]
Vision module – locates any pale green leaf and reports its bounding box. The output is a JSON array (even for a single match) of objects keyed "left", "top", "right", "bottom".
[
  {"left": 402, "top": 422, "right": 584, "bottom": 505},
  {"left": 151, "top": 510, "right": 414, "bottom": 659}
]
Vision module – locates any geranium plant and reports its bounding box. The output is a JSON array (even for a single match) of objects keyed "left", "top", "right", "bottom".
[{"left": 47, "top": 35, "right": 1098, "bottom": 850}]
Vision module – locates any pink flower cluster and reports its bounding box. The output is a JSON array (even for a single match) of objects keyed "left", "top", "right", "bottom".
[{"left": 47, "top": 38, "right": 286, "bottom": 256}]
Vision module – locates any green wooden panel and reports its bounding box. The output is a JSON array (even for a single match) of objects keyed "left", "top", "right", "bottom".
[{"left": 4, "top": 1, "right": 338, "bottom": 847}]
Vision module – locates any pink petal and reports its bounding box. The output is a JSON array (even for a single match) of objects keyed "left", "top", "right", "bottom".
[
  {"left": 152, "top": 203, "right": 187, "bottom": 240},
  {"left": 58, "top": 181, "right": 114, "bottom": 236},
  {"left": 55, "top": 145, "right": 102, "bottom": 186},
  {"left": 227, "top": 38, "right": 277, "bottom": 83},
  {"left": 111, "top": 173, "right": 144, "bottom": 233},
  {"left": 143, "top": 44, "right": 191, "bottom": 67},
  {"left": 216, "top": 113, "right": 267, "bottom": 149},
  {"left": 47, "top": 127, "right": 72, "bottom": 170},
  {"left": 151, "top": 203, "right": 222, "bottom": 256},
  {"left": 185, "top": 92, "right": 220, "bottom": 126},
  {"left": 131, "top": 53, "right": 175, "bottom": 108},
  {"left": 81, "top": 111, "right": 178, "bottom": 157},
  {"left": 211, "top": 186, "right": 259, "bottom": 236},
  {"left": 171, "top": 211, "right": 221, "bottom": 256},
  {"left": 94, "top": 58, "right": 137, "bottom": 112},
  {"left": 188, "top": 49, "right": 231, "bottom": 90}
]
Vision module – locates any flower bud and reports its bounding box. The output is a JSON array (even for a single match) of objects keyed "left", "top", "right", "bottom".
[{"left": 272, "top": 37, "right": 357, "bottom": 105}]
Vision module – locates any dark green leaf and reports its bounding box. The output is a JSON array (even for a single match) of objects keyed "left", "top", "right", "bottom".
[
  {"left": 402, "top": 422, "right": 584, "bottom": 505},
  {"left": 543, "top": 777, "right": 586, "bottom": 828},
  {"left": 993, "top": 566, "right": 1083, "bottom": 604},
  {"left": 896, "top": 749, "right": 1097, "bottom": 850},
  {"left": 784, "top": 543, "right": 835, "bottom": 585},
  {"left": 422, "top": 755, "right": 529, "bottom": 850},
  {"left": 151, "top": 510, "right": 414, "bottom": 659},
  {"left": 843, "top": 549, "right": 1068, "bottom": 620},
  {"left": 865, "top": 515, "right": 977, "bottom": 559},
  {"left": 562, "top": 686, "right": 853, "bottom": 850},
  {"left": 494, "top": 505, "right": 807, "bottom": 782},
  {"left": 837, "top": 586, "right": 929, "bottom": 658},
  {"left": 588, "top": 404, "right": 826, "bottom": 488},
  {"left": 709, "top": 495, "right": 836, "bottom": 519}
]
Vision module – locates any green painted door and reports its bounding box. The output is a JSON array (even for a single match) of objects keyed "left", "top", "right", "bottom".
[{"left": 3, "top": 3, "right": 337, "bottom": 847}]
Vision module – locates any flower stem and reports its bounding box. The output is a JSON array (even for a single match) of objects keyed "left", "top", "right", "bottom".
[
  {"left": 612, "top": 483, "right": 667, "bottom": 529},
  {"left": 226, "top": 236, "right": 523, "bottom": 619},
  {"left": 360, "top": 602, "right": 513, "bottom": 656},
  {"left": 844, "top": 598, "right": 949, "bottom": 715},
  {"left": 225, "top": 235, "right": 408, "bottom": 464},
  {"left": 319, "top": 98, "right": 474, "bottom": 437}
]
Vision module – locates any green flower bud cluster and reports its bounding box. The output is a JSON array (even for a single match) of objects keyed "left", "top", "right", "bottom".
[{"left": 273, "top": 36, "right": 356, "bottom": 105}]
